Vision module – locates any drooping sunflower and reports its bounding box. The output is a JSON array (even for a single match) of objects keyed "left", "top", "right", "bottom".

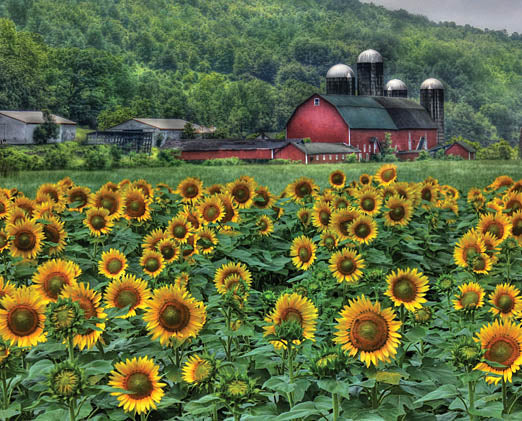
[
  {"left": 256, "top": 215, "right": 274, "bottom": 236},
  {"left": 14, "top": 196, "right": 36, "bottom": 217},
  {"left": 508, "top": 180, "right": 522, "bottom": 194},
  {"left": 123, "top": 188, "right": 152, "bottom": 222},
  {"left": 471, "top": 252, "right": 493, "bottom": 274},
  {"left": 67, "top": 186, "right": 92, "bottom": 212},
  {"left": 182, "top": 234, "right": 199, "bottom": 259},
  {"left": 334, "top": 295, "right": 401, "bottom": 367},
  {"left": 84, "top": 207, "right": 114, "bottom": 237},
  {"left": 474, "top": 319, "right": 522, "bottom": 384},
  {"left": 33, "top": 200, "right": 56, "bottom": 219},
  {"left": 32, "top": 258, "right": 81, "bottom": 303},
  {"left": 167, "top": 216, "right": 193, "bottom": 244},
  {"left": 253, "top": 185, "right": 274, "bottom": 209},
  {"left": 355, "top": 187, "right": 382, "bottom": 216},
  {"left": 489, "top": 283, "right": 522, "bottom": 320},
  {"left": 182, "top": 354, "right": 214, "bottom": 386},
  {"left": 206, "top": 184, "right": 223, "bottom": 196},
  {"left": 99, "top": 249, "right": 128, "bottom": 279},
  {"left": 7, "top": 219, "right": 44, "bottom": 259},
  {"left": 350, "top": 215, "right": 378, "bottom": 245},
  {"left": 227, "top": 178, "right": 257, "bottom": 209},
  {"left": 0, "top": 230, "right": 9, "bottom": 253},
  {"left": 375, "top": 164, "right": 397, "bottom": 185},
  {"left": 213, "top": 262, "right": 252, "bottom": 293},
  {"left": 330, "top": 208, "right": 360, "bottom": 241},
  {"left": 104, "top": 274, "right": 151, "bottom": 318},
  {"left": 61, "top": 283, "right": 107, "bottom": 350},
  {"left": 263, "top": 293, "right": 318, "bottom": 348},
  {"left": 132, "top": 179, "right": 155, "bottom": 200},
  {"left": 41, "top": 216, "right": 67, "bottom": 255},
  {"left": 385, "top": 268, "right": 429, "bottom": 312},
  {"left": 490, "top": 175, "right": 514, "bottom": 191},
  {"left": 178, "top": 205, "right": 202, "bottom": 231},
  {"left": 5, "top": 207, "right": 28, "bottom": 227},
  {"left": 511, "top": 210, "right": 522, "bottom": 245},
  {"left": 143, "top": 285, "right": 206, "bottom": 345},
  {"left": 312, "top": 200, "right": 333, "bottom": 232},
  {"left": 0, "top": 276, "right": 15, "bottom": 301},
  {"left": 196, "top": 228, "right": 218, "bottom": 255},
  {"left": 176, "top": 177, "right": 204, "bottom": 203},
  {"left": 359, "top": 174, "right": 373, "bottom": 186},
  {"left": 290, "top": 235, "right": 317, "bottom": 270},
  {"left": 453, "top": 282, "right": 485, "bottom": 311},
  {"left": 0, "top": 286, "right": 47, "bottom": 348},
  {"left": 477, "top": 213, "right": 512, "bottom": 243},
  {"left": 197, "top": 196, "right": 224, "bottom": 225},
  {"left": 174, "top": 272, "right": 190, "bottom": 290},
  {"left": 109, "top": 356, "right": 166, "bottom": 414},
  {"left": 286, "top": 177, "right": 319, "bottom": 203},
  {"left": 453, "top": 230, "right": 486, "bottom": 268},
  {"left": 297, "top": 208, "right": 312, "bottom": 227},
  {"left": 156, "top": 238, "right": 180, "bottom": 263},
  {"left": 36, "top": 184, "right": 65, "bottom": 211},
  {"left": 320, "top": 230, "right": 339, "bottom": 250},
  {"left": 0, "top": 195, "right": 10, "bottom": 220},
  {"left": 419, "top": 182, "right": 439, "bottom": 204},
  {"left": 329, "top": 247, "right": 365, "bottom": 283},
  {"left": 118, "top": 179, "right": 132, "bottom": 192},
  {"left": 140, "top": 250, "right": 165, "bottom": 278},
  {"left": 329, "top": 170, "right": 346, "bottom": 190},
  {"left": 90, "top": 188, "right": 123, "bottom": 219},
  {"left": 142, "top": 229, "right": 168, "bottom": 252}
]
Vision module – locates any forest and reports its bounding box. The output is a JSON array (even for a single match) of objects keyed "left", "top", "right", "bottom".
[{"left": 0, "top": 0, "right": 520, "bottom": 143}]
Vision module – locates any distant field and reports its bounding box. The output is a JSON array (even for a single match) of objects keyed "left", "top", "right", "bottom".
[{"left": 2, "top": 160, "right": 522, "bottom": 195}]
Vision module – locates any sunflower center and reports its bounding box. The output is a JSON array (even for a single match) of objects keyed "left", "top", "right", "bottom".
[
  {"left": 90, "top": 216, "right": 106, "bottom": 230},
  {"left": 70, "top": 192, "right": 87, "bottom": 206},
  {"left": 55, "top": 307, "right": 75, "bottom": 327},
  {"left": 393, "top": 278, "right": 416, "bottom": 301},
  {"left": 228, "top": 380, "right": 248, "bottom": 396},
  {"left": 324, "top": 237, "right": 335, "bottom": 248},
  {"left": 173, "top": 225, "right": 187, "bottom": 238},
  {"left": 205, "top": 206, "right": 218, "bottom": 220},
  {"left": 16, "top": 231, "right": 36, "bottom": 251},
  {"left": 390, "top": 206, "right": 405, "bottom": 221},
  {"left": 129, "top": 200, "right": 141, "bottom": 212},
  {"left": 233, "top": 186, "right": 250, "bottom": 202},
  {"left": 461, "top": 291, "right": 479, "bottom": 308},
  {"left": 127, "top": 372, "right": 153, "bottom": 399},
  {"left": 185, "top": 185, "right": 197, "bottom": 198},
  {"left": 298, "top": 246, "right": 311, "bottom": 262},
  {"left": 382, "top": 169, "right": 395, "bottom": 182},
  {"left": 194, "top": 361, "right": 211, "bottom": 381},
  {"left": 473, "top": 255, "right": 487, "bottom": 271},
  {"left": 513, "top": 220, "right": 522, "bottom": 236},
  {"left": 259, "top": 220, "right": 268, "bottom": 231},
  {"left": 487, "top": 340, "right": 516, "bottom": 365},
  {"left": 297, "top": 183, "right": 311, "bottom": 197},
  {"left": 332, "top": 173, "right": 344, "bottom": 185},
  {"left": 339, "top": 258, "right": 355, "bottom": 275},
  {"left": 161, "top": 245, "right": 175, "bottom": 260},
  {"left": 107, "top": 258, "right": 123, "bottom": 274},
  {"left": 421, "top": 188, "right": 432, "bottom": 201},
  {"left": 47, "top": 275, "right": 67, "bottom": 298},
  {"left": 159, "top": 302, "right": 190, "bottom": 332},
  {"left": 336, "top": 200, "right": 347, "bottom": 209},
  {"left": 101, "top": 197, "right": 116, "bottom": 212},
  {"left": 145, "top": 257, "right": 160, "bottom": 272},
  {"left": 319, "top": 210, "right": 330, "bottom": 225},
  {"left": 44, "top": 225, "right": 60, "bottom": 244},
  {"left": 254, "top": 193, "right": 269, "bottom": 207},
  {"left": 497, "top": 294, "right": 514, "bottom": 313},
  {"left": 354, "top": 223, "right": 370, "bottom": 238},
  {"left": 350, "top": 313, "right": 388, "bottom": 352},
  {"left": 116, "top": 289, "right": 139, "bottom": 309},
  {"left": 282, "top": 308, "right": 303, "bottom": 325},
  {"left": 8, "top": 307, "right": 38, "bottom": 336},
  {"left": 361, "top": 176, "right": 370, "bottom": 184},
  {"left": 487, "top": 223, "right": 502, "bottom": 238},
  {"left": 361, "top": 198, "right": 375, "bottom": 212}
]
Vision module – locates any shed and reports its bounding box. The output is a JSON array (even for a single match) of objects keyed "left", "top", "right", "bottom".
[
  {"left": 429, "top": 141, "right": 476, "bottom": 160},
  {"left": 0, "top": 111, "right": 76, "bottom": 144},
  {"left": 276, "top": 141, "right": 361, "bottom": 164}
]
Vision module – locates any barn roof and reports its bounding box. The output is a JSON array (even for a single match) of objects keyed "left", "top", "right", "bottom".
[
  {"left": 0, "top": 111, "right": 76, "bottom": 125},
  {"left": 162, "top": 139, "right": 291, "bottom": 151},
  {"left": 429, "top": 141, "right": 476, "bottom": 153},
  {"left": 119, "top": 118, "right": 215, "bottom": 133},
  {"left": 292, "top": 142, "right": 360, "bottom": 154},
  {"left": 297, "top": 95, "right": 438, "bottom": 131}
]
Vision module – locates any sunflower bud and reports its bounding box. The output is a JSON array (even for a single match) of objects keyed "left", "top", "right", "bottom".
[
  {"left": 436, "top": 275, "right": 454, "bottom": 293},
  {"left": 48, "top": 361, "right": 84, "bottom": 401},
  {"left": 275, "top": 319, "right": 304, "bottom": 342},
  {"left": 452, "top": 338, "right": 483, "bottom": 371},
  {"left": 309, "top": 346, "right": 347, "bottom": 379},
  {"left": 45, "top": 298, "right": 85, "bottom": 341},
  {"left": 413, "top": 307, "right": 432, "bottom": 325}
]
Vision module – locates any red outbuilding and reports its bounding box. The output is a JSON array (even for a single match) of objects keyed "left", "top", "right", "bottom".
[
  {"left": 429, "top": 141, "right": 476, "bottom": 160},
  {"left": 275, "top": 141, "right": 361, "bottom": 164}
]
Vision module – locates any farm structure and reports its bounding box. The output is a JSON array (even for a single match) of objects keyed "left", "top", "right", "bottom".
[
  {"left": 0, "top": 111, "right": 76, "bottom": 144},
  {"left": 275, "top": 141, "right": 361, "bottom": 164},
  {"left": 429, "top": 141, "right": 476, "bottom": 160}
]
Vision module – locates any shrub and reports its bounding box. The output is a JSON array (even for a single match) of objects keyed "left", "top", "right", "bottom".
[
  {"left": 157, "top": 149, "right": 182, "bottom": 167},
  {"left": 33, "top": 110, "right": 59, "bottom": 144},
  {"left": 202, "top": 157, "right": 243, "bottom": 166},
  {"left": 83, "top": 145, "right": 114, "bottom": 170},
  {"left": 267, "top": 159, "right": 300, "bottom": 165},
  {"left": 416, "top": 151, "right": 431, "bottom": 161},
  {"left": 345, "top": 153, "right": 358, "bottom": 163},
  {"left": 41, "top": 143, "right": 73, "bottom": 169}
]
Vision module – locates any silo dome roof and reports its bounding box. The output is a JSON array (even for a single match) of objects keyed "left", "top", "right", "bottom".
[
  {"left": 357, "top": 49, "right": 383, "bottom": 63},
  {"left": 326, "top": 64, "right": 355, "bottom": 78},
  {"left": 385, "top": 79, "right": 407, "bottom": 91},
  {"left": 421, "top": 78, "right": 444, "bottom": 90}
]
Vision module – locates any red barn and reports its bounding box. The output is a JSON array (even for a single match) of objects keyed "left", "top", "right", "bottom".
[
  {"left": 286, "top": 94, "right": 438, "bottom": 160},
  {"left": 276, "top": 141, "right": 361, "bottom": 164},
  {"left": 429, "top": 141, "right": 476, "bottom": 160}
]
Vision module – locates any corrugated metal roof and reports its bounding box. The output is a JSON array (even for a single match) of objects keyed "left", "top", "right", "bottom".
[
  {"left": 293, "top": 142, "right": 360, "bottom": 154},
  {"left": 163, "top": 139, "right": 291, "bottom": 151},
  {"left": 133, "top": 118, "right": 190, "bottom": 130},
  {"left": 0, "top": 111, "right": 76, "bottom": 125}
]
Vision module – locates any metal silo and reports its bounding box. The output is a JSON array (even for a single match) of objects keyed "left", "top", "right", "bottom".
[
  {"left": 420, "top": 78, "right": 445, "bottom": 144},
  {"left": 384, "top": 79, "right": 408, "bottom": 98},
  {"left": 326, "top": 64, "right": 356, "bottom": 95},
  {"left": 357, "top": 49, "right": 383, "bottom": 96}
]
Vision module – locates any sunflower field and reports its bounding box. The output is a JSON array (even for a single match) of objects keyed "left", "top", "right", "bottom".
[{"left": 1, "top": 165, "right": 522, "bottom": 421}]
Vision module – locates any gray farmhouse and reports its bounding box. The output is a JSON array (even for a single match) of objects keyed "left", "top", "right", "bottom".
[{"left": 0, "top": 111, "right": 77, "bottom": 144}]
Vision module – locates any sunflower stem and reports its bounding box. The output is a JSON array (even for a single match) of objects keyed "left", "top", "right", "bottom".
[
  {"left": 287, "top": 343, "right": 295, "bottom": 408},
  {"left": 468, "top": 380, "right": 475, "bottom": 420},
  {"left": 67, "top": 336, "right": 75, "bottom": 362},
  {"left": 69, "top": 398, "right": 76, "bottom": 421},
  {"left": 332, "top": 392, "right": 339, "bottom": 421},
  {"left": 1, "top": 369, "right": 8, "bottom": 410},
  {"left": 502, "top": 377, "right": 508, "bottom": 413},
  {"left": 399, "top": 306, "right": 406, "bottom": 334},
  {"left": 371, "top": 381, "right": 379, "bottom": 409},
  {"left": 212, "top": 404, "right": 218, "bottom": 421}
]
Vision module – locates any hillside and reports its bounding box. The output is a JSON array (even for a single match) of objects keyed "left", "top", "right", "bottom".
[{"left": 0, "top": 0, "right": 520, "bottom": 143}]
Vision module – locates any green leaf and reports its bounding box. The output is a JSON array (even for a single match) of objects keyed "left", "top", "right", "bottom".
[
  {"left": 413, "top": 384, "right": 458, "bottom": 404},
  {"left": 263, "top": 376, "right": 295, "bottom": 394},
  {"left": 275, "top": 402, "right": 321, "bottom": 420},
  {"left": 317, "top": 379, "right": 351, "bottom": 396}
]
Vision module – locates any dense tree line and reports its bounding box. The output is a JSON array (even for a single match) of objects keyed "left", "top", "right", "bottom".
[{"left": 0, "top": 0, "right": 520, "bottom": 143}]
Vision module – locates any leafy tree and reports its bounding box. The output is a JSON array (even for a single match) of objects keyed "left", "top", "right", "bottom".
[
  {"left": 97, "top": 106, "right": 135, "bottom": 130},
  {"left": 33, "top": 109, "right": 59, "bottom": 144},
  {"left": 182, "top": 122, "right": 196, "bottom": 139}
]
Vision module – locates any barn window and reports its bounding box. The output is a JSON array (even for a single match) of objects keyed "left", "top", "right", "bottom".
[
  {"left": 322, "top": 154, "right": 325, "bottom": 160},
  {"left": 374, "top": 143, "right": 377, "bottom": 153},
  {"left": 329, "top": 155, "right": 332, "bottom": 160},
  {"left": 335, "top": 155, "right": 338, "bottom": 160},
  {"left": 363, "top": 144, "right": 366, "bottom": 152},
  {"left": 314, "top": 98, "right": 320, "bottom": 106},
  {"left": 341, "top": 154, "right": 345, "bottom": 160}
]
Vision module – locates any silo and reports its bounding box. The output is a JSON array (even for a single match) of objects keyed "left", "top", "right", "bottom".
[
  {"left": 384, "top": 79, "right": 408, "bottom": 98},
  {"left": 357, "top": 49, "right": 383, "bottom": 96},
  {"left": 420, "top": 78, "right": 445, "bottom": 144},
  {"left": 326, "top": 64, "right": 356, "bottom": 95}
]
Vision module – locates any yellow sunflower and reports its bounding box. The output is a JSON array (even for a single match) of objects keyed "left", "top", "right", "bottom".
[
  {"left": 0, "top": 286, "right": 46, "bottom": 348},
  {"left": 0, "top": 229, "right": 9, "bottom": 253},
  {"left": 312, "top": 200, "right": 333, "bottom": 232},
  {"left": 197, "top": 196, "right": 225, "bottom": 225},
  {"left": 256, "top": 215, "right": 274, "bottom": 236},
  {"left": 227, "top": 178, "right": 257, "bottom": 209},
  {"left": 477, "top": 212, "right": 512, "bottom": 243},
  {"left": 511, "top": 211, "right": 522, "bottom": 245},
  {"left": 320, "top": 230, "right": 339, "bottom": 250},
  {"left": 297, "top": 208, "right": 312, "bottom": 227},
  {"left": 0, "top": 276, "right": 15, "bottom": 301},
  {"left": 61, "top": 283, "right": 107, "bottom": 350},
  {"left": 182, "top": 234, "right": 199, "bottom": 260},
  {"left": 99, "top": 249, "right": 128, "bottom": 279},
  {"left": 350, "top": 215, "right": 378, "bottom": 245},
  {"left": 453, "top": 282, "right": 485, "bottom": 311},
  {"left": 359, "top": 174, "right": 373, "bottom": 186},
  {"left": 182, "top": 354, "right": 214, "bottom": 385},
  {"left": 156, "top": 238, "right": 180, "bottom": 263},
  {"left": 263, "top": 292, "right": 318, "bottom": 348},
  {"left": 375, "top": 164, "right": 397, "bottom": 185},
  {"left": 355, "top": 187, "right": 382, "bottom": 216},
  {"left": 123, "top": 188, "right": 152, "bottom": 222},
  {"left": 118, "top": 179, "right": 132, "bottom": 191},
  {"left": 333, "top": 195, "right": 351, "bottom": 210},
  {"left": 489, "top": 283, "right": 522, "bottom": 320},
  {"left": 90, "top": 188, "right": 123, "bottom": 219},
  {"left": 290, "top": 235, "right": 317, "bottom": 270},
  {"left": 330, "top": 208, "right": 360, "bottom": 241},
  {"left": 474, "top": 319, "right": 522, "bottom": 384},
  {"left": 32, "top": 258, "right": 81, "bottom": 303},
  {"left": 286, "top": 177, "right": 319, "bottom": 203},
  {"left": 481, "top": 232, "right": 501, "bottom": 261},
  {"left": 143, "top": 285, "right": 206, "bottom": 345},
  {"left": 207, "top": 184, "right": 224, "bottom": 196},
  {"left": 33, "top": 200, "right": 55, "bottom": 219},
  {"left": 253, "top": 185, "right": 275, "bottom": 209},
  {"left": 384, "top": 196, "right": 413, "bottom": 227},
  {"left": 329, "top": 170, "right": 346, "bottom": 190},
  {"left": 176, "top": 177, "right": 204, "bottom": 203},
  {"left": 179, "top": 205, "right": 203, "bottom": 231},
  {"left": 508, "top": 180, "right": 522, "bottom": 194},
  {"left": 104, "top": 274, "right": 151, "bottom": 318},
  {"left": 41, "top": 216, "right": 67, "bottom": 255},
  {"left": 471, "top": 252, "right": 493, "bottom": 274},
  {"left": 142, "top": 229, "right": 168, "bottom": 251},
  {"left": 132, "top": 179, "right": 154, "bottom": 200},
  {"left": 67, "top": 186, "right": 92, "bottom": 212},
  {"left": 334, "top": 295, "right": 401, "bottom": 367},
  {"left": 490, "top": 175, "right": 514, "bottom": 191},
  {"left": 214, "top": 262, "right": 252, "bottom": 293},
  {"left": 5, "top": 207, "right": 28, "bottom": 227},
  {"left": 84, "top": 208, "right": 114, "bottom": 237},
  {"left": 7, "top": 219, "right": 44, "bottom": 259},
  {"left": 36, "top": 184, "right": 65, "bottom": 211},
  {"left": 196, "top": 228, "right": 218, "bottom": 255},
  {"left": 419, "top": 182, "right": 439, "bottom": 204},
  {"left": 109, "top": 356, "right": 165, "bottom": 414},
  {"left": 174, "top": 272, "right": 190, "bottom": 290},
  {"left": 167, "top": 216, "right": 193, "bottom": 244},
  {"left": 385, "top": 268, "right": 429, "bottom": 312},
  {"left": 0, "top": 195, "right": 10, "bottom": 219},
  {"left": 329, "top": 247, "right": 365, "bottom": 283},
  {"left": 140, "top": 250, "right": 165, "bottom": 278},
  {"left": 453, "top": 230, "right": 486, "bottom": 268}
]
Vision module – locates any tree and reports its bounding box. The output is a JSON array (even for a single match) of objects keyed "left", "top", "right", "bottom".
[
  {"left": 182, "top": 122, "right": 196, "bottom": 139},
  {"left": 97, "top": 105, "right": 135, "bottom": 130},
  {"left": 33, "top": 110, "right": 59, "bottom": 144}
]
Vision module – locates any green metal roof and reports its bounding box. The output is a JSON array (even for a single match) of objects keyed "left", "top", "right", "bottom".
[{"left": 293, "top": 142, "right": 360, "bottom": 154}]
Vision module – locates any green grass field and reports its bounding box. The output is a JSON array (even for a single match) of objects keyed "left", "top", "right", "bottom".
[{"left": 2, "top": 160, "right": 522, "bottom": 196}]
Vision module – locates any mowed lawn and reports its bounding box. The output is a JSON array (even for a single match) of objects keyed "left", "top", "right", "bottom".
[{"left": 2, "top": 160, "right": 522, "bottom": 195}]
